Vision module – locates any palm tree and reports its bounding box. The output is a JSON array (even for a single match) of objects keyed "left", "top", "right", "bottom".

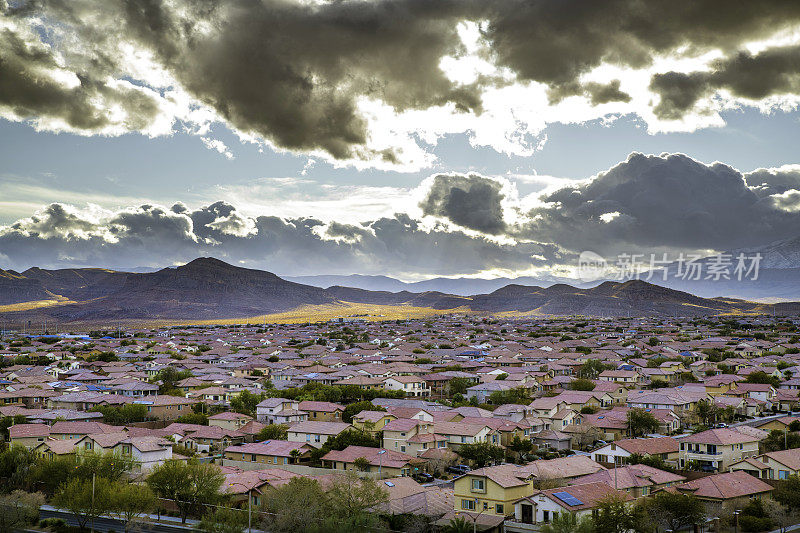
[{"left": 442, "top": 516, "right": 472, "bottom": 533}]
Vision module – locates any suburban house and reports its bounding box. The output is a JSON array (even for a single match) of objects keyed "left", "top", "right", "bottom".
[
  {"left": 675, "top": 471, "right": 774, "bottom": 514},
  {"left": 286, "top": 421, "right": 352, "bottom": 448},
  {"left": 223, "top": 440, "right": 313, "bottom": 465},
  {"left": 454, "top": 464, "right": 531, "bottom": 518},
  {"left": 678, "top": 428, "right": 760, "bottom": 472},
  {"left": 729, "top": 448, "right": 800, "bottom": 480},
  {"left": 297, "top": 400, "right": 345, "bottom": 421},
  {"left": 255, "top": 398, "right": 308, "bottom": 425},
  {"left": 454, "top": 455, "right": 607, "bottom": 519},
  {"left": 352, "top": 410, "right": 397, "bottom": 433},
  {"left": 134, "top": 395, "right": 196, "bottom": 421},
  {"left": 208, "top": 411, "right": 254, "bottom": 431},
  {"left": 75, "top": 433, "right": 173, "bottom": 471},
  {"left": 433, "top": 422, "right": 497, "bottom": 448},
  {"left": 569, "top": 464, "right": 686, "bottom": 498},
  {"left": 591, "top": 437, "right": 680, "bottom": 466},
  {"left": 382, "top": 418, "right": 447, "bottom": 455},
  {"left": 508, "top": 482, "right": 632, "bottom": 530},
  {"left": 382, "top": 376, "right": 429, "bottom": 397},
  {"left": 598, "top": 370, "right": 641, "bottom": 387},
  {"left": 321, "top": 445, "right": 424, "bottom": 478}
]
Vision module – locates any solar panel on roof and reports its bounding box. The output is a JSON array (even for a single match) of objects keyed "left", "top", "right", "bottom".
[
  {"left": 552, "top": 491, "right": 583, "bottom": 506},
  {"left": 384, "top": 481, "right": 395, "bottom": 487}
]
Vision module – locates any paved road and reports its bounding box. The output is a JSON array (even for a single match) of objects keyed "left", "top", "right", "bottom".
[
  {"left": 731, "top": 413, "right": 793, "bottom": 428},
  {"left": 39, "top": 505, "right": 202, "bottom": 533}
]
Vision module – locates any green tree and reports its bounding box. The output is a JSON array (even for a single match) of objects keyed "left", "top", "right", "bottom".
[
  {"left": 578, "top": 359, "right": 612, "bottom": 379},
  {"left": 152, "top": 366, "right": 194, "bottom": 395},
  {"left": 449, "top": 377, "right": 472, "bottom": 396},
  {"left": 594, "top": 494, "right": 645, "bottom": 533},
  {"left": 540, "top": 511, "right": 594, "bottom": 533},
  {"left": 571, "top": 378, "right": 596, "bottom": 391},
  {"left": 774, "top": 475, "right": 800, "bottom": 510},
  {"left": 230, "top": 390, "right": 266, "bottom": 418},
  {"left": 0, "top": 490, "right": 45, "bottom": 531},
  {"left": 111, "top": 482, "right": 156, "bottom": 532},
  {"left": 506, "top": 435, "right": 534, "bottom": 462},
  {"left": 457, "top": 441, "right": 505, "bottom": 467},
  {"left": 146, "top": 459, "right": 225, "bottom": 523},
  {"left": 326, "top": 471, "right": 389, "bottom": 518},
  {"left": 256, "top": 424, "right": 289, "bottom": 441},
  {"left": 488, "top": 387, "right": 529, "bottom": 405},
  {"left": 199, "top": 507, "right": 247, "bottom": 533},
  {"left": 644, "top": 491, "right": 705, "bottom": 532},
  {"left": 261, "top": 477, "right": 329, "bottom": 533},
  {"left": 176, "top": 412, "right": 209, "bottom": 425},
  {"left": 90, "top": 403, "right": 149, "bottom": 424},
  {"left": 0, "top": 445, "right": 40, "bottom": 492},
  {"left": 745, "top": 371, "right": 780, "bottom": 387},
  {"left": 0, "top": 415, "right": 28, "bottom": 442},
  {"left": 53, "top": 476, "right": 115, "bottom": 531},
  {"left": 762, "top": 430, "right": 800, "bottom": 452},
  {"left": 442, "top": 516, "right": 472, "bottom": 533},
  {"left": 627, "top": 408, "right": 660, "bottom": 437},
  {"left": 353, "top": 456, "right": 371, "bottom": 471}
]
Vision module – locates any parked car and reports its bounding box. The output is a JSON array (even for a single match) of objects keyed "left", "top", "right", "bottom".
[
  {"left": 447, "top": 464, "right": 471, "bottom": 475},
  {"left": 413, "top": 472, "right": 434, "bottom": 483}
]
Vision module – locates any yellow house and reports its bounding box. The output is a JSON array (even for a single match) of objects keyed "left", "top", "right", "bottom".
[
  {"left": 454, "top": 464, "right": 533, "bottom": 517},
  {"left": 730, "top": 448, "right": 800, "bottom": 480},
  {"left": 755, "top": 416, "right": 800, "bottom": 433},
  {"left": 353, "top": 411, "right": 397, "bottom": 434}
]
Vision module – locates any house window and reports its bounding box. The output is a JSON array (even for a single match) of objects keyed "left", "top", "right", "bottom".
[
  {"left": 251, "top": 454, "right": 257, "bottom": 461},
  {"left": 472, "top": 479, "right": 485, "bottom": 491},
  {"left": 462, "top": 499, "right": 475, "bottom": 511},
  {"left": 495, "top": 504, "right": 504, "bottom": 514},
  {"left": 780, "top": 470, "right": 791, "bottom": 480}
]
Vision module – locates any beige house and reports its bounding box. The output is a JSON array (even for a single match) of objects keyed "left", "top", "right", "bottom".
[
  {"left": 730, "top": 447, "right": 800, "bottom": 480},
  {"left": 209, "top": 411, "right": 253, "bottom": 431},
  {"left": 678, "top": 428, "right": 760, "bottom": 472},
  {"left": 286, "top": 421, "right": 351, "bottom": 448},
  {"left": 675, "top": 471, "right": 773, "bottom": 515},
  {"left": 382, "top": 376, "right": 429, "bottom": 397},
  {"left": 382, "top": 418, "right": 448, "bottom": 456}
]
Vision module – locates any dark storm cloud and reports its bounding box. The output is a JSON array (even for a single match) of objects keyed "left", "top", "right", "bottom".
[
  {"left": 651, "top": 45, "right": 800, "bottom": 119},
  {"left": 520, "top": 153, "right": 800, "bottom": 255},
  {"left": 5, "top": 0, "right": 800, "bottom": 160},
  {"left": 547, "top": 80, "right": 631, "bottom": 105},
  {"left": 484, "top": 0, "right": 800, "bottom": 89},
  {"left": 0, "top": 201, "right": 550, "bottom": 276},
  {"left": 745, "top": 167, "right": 800, "bottom": 198},
  {"left": 419, "top": 174, "right": 507, "bottom": 234},
  {"left": 4, "top": 0, "right": 485, "bottom": 161},
  {"left": 0, "top": 22, "right": 163, "bottom": 133}
]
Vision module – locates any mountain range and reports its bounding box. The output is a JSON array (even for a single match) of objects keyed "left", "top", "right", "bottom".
[
  {"left": 0, "top": 257, "right": 797, "bottom": 324},
  {"left": 288, "top": 236, "right": 800, "bottom": 301}
]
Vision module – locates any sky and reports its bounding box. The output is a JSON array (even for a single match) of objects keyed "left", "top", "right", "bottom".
[{"left": 3, "top": 0, "right": 800, "bottom": 280}]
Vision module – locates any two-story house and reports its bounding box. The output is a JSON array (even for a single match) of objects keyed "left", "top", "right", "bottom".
[{"left": 678, "top": 428, "right": 760, "bottom": 472}]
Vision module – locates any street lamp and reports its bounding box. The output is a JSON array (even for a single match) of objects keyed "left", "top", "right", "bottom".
[
  {"left": 377, "top": 450, "right": 386, "bottom": 479},
  {"left": 734, "top": 509, "right": 741, "bottom": 533},
  {"left": 228, "top": 482, "right": 253, "bottom": 533}
]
